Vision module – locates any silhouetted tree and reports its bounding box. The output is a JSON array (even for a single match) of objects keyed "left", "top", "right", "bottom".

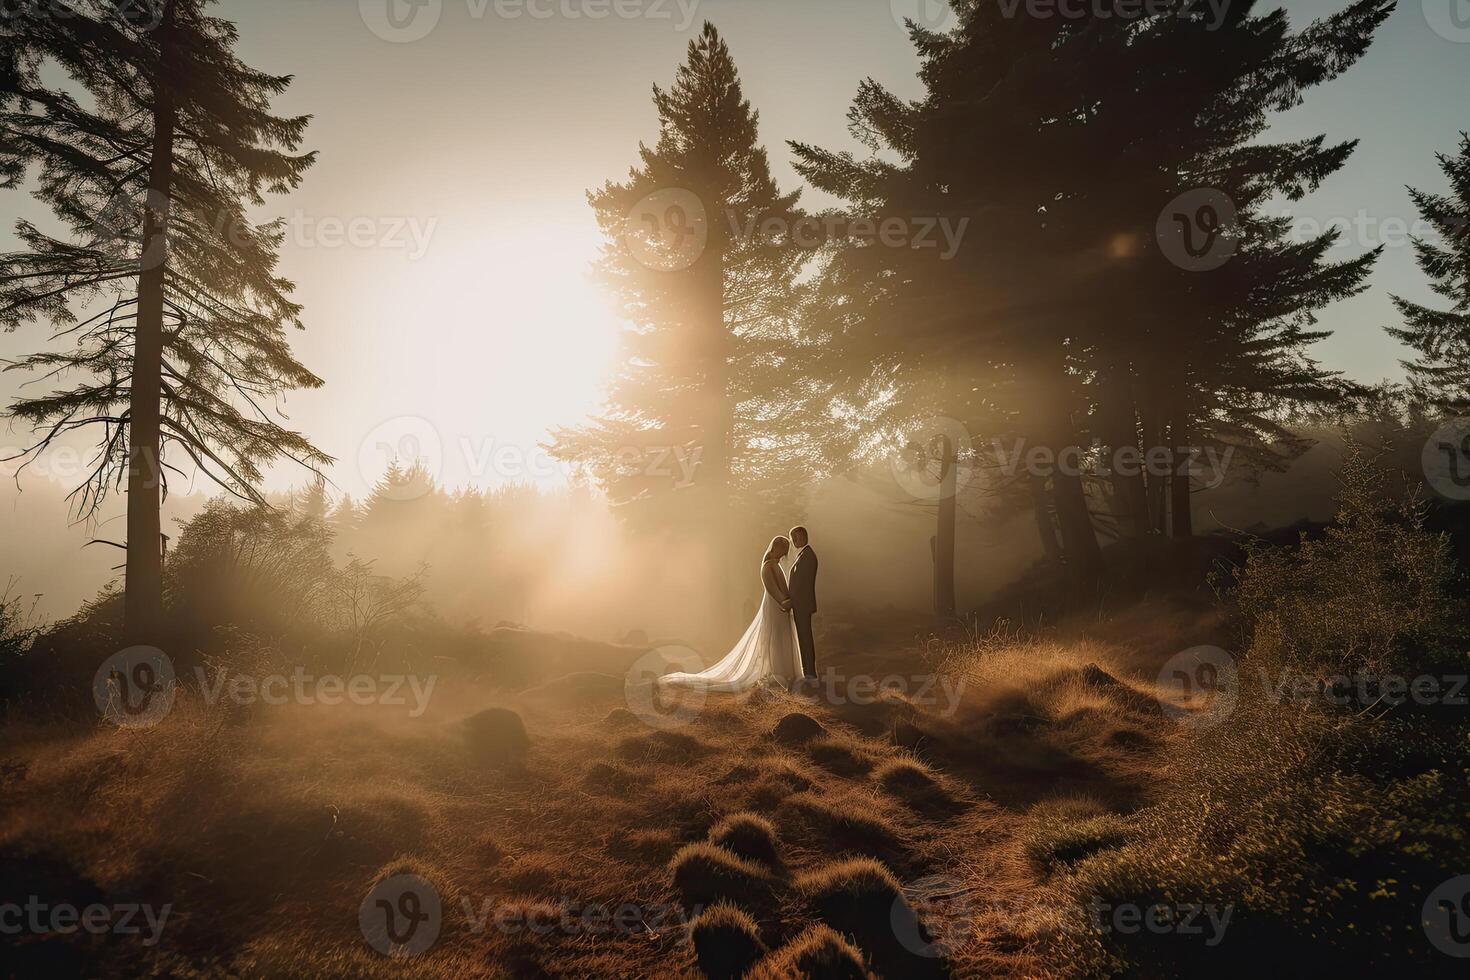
[
  {"left": 795, "top": 0, "right": 1390, "bottom": 592},
  {"left": 1087, "top": 0, "right": 1390, "bottom": 537},
  {"left": 1388, "top": 132, "right": 1470, "bottom": 412},
  {"left": 0, "top": 0, "right": 325, "bottom": 643},
  {"left": 548, "top": 22, "right": 806, "bottom": 546}
]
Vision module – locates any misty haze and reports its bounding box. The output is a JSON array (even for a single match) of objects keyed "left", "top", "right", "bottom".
[{"left": 2, "top": 2, "right": 1469, "bottom": 978}]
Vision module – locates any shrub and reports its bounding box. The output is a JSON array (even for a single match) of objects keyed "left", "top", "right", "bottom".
[
  {"left": 1229, "top": 445, "right": 1463, "bottom": 678},
  {"left": 1049, "top": 451, "right": 1470, "bottom": 977},
  {"left": 1051, "top": 699, "right": 1468, "bottom": 977},
  {"left": 583, "top": 761, "right": 638, "bottom": 794},
  {"left": 874, "top": 759, "right": 960, "bottom": 816},
  {"left": 0, "top": 583, "right": 42, "bottom": 663}
]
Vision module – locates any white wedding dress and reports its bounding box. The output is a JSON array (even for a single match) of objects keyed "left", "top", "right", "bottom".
[{"left": 658, "top": 558, "right": 801, "bottom": 692}]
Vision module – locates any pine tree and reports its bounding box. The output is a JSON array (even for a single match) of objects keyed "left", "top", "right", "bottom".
[
  {"left": 1086, "top": 0, "right": 1391, "bottom": 537},
  {"left": 1388, "top": 132, "right": 1470, "bottom": 411},
  {"left": 547, "top": 22, "right": 805, "bottom": 543},
  {"left": 794, "top": 0, "right": 1390, "bottom": 589},
  {"left": 0, "top": 1, "right": 326, "bottom": 642}
]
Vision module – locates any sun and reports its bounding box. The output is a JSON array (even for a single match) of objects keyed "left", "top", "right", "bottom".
[{"left": 343, "top": 203, "right": 622, "bottom": 494}]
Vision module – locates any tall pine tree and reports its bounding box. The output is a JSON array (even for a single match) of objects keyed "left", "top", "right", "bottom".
[
  {"left": 1, "top": 1, "right": 326, "bottom": 642},
  {"left": 1388, "top": 132, "right": 1470, "bottom": 411},
  {"left": 547, "top": 23, "right": 805, "bottom": 547},
  {"left": 795, "top": 0, "right": 1389, "bottom": 589}
]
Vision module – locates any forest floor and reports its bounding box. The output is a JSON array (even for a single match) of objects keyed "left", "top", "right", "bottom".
[{"left": 0, "top": 596, "right": 1231, "bottom": 978}]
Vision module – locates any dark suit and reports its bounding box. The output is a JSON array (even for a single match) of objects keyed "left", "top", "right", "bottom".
[{"left": 788, "top": 545, "right": 818, "bottom": 677}]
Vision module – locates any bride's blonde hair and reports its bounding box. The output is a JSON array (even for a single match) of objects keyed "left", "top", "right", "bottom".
[{"left": 763, "top": 535, "right": 790, "bottom": 563}]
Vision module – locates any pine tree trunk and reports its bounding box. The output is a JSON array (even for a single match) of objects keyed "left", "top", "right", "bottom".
[
  {"left": 1054, "top": 463, "right": 1101, "bottom": 580},
  {"left": 1035, "top": 350, "right": 1102, "bottom": 583},
  {"left": 1099, "top": 367, "right": 1149, "bottom": 539},
  {"left": 934, "top": 433, "right": 957, "bottom": 618},
  {"left": 696, "top": 195, "right": 738, "bottom": 632},
  {"left": 1032, "top": 475, "right": 1063, "bottom": 562},
  {"left": 1170, "top": 412, "right": 1194, "bottom": 538},
  {"left": 123, "top": 23, "right": 176, "bottom": 646},
  {"left": 1140, "top": 389, "right": 1168, "bottom": 534}
]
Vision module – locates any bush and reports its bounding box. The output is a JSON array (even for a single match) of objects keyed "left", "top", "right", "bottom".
[
  {"left": 1048, "top": 450, "right": 1470, "bottom": 977},
  {"left": 1229, "top": 445, "right": 1463, "bottom": 678},
  {"left": 806, "top": 738, "right": 874, "bottom": 777},
  {"left": 874, "top": 759, "right": 960, "bottom": 815},
  {"left": 0, "top": 583, "right": 42, "bottom": 663}
]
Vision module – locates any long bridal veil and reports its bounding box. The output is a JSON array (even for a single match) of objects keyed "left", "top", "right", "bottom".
[{"left": 658, "top": 581, "right": 799, "bottom": 693}]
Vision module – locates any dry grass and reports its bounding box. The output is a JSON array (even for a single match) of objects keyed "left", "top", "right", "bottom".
[{"left": 0, "top": 597, "right": 1222, "bottom": 978}]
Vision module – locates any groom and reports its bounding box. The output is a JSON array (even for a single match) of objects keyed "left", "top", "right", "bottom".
[{"left": 788, "top": 526, "right": 819, "bottom": 679}]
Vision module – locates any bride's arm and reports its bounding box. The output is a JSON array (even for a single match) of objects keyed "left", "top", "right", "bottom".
[{"left": 762, "top": 562, "right": 792, "bottom": 610}]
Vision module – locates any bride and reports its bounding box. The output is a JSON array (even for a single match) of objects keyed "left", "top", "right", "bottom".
[{"left": 658, "top": 535, "right": 801, "bottom": 692}]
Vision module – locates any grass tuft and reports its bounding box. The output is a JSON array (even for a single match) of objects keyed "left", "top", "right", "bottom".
[
  {"left": 776, "top": 793, "right": 907, "bottom": 867},
  {"left": 688, "top": 901, "right": 767, "bottom": 980},
  {"left": 806, "top": 737, "right": 875, "bottom": 777},
  {"left": 669, "top": 842, "right": 776, "bottom": 910},
  {"left": 771, "top": 712, "right": 826, "bottom": 746},
  {"left": 707, "top": 812, "right": 783, "bottom": 869},
  {"left": 462, "top": 707, "right": 530, "bottom": 763},
  {"left": 747, "top": 924, "right": 868, "bottom": 979},
  {"left": 616, "top": 730, "right": 708, "bottom": 765},
  {"left": 797, "top": 857, "right": 946, "bottom": 978}
]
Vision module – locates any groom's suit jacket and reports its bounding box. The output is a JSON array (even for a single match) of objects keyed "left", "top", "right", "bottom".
[{"left": 789, "top": 546, "right": 818, "bottom": 615}]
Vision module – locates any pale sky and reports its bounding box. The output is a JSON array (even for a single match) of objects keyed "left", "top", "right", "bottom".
[{"left": 2, "top": 0, "right": 1467, "bottom": 501}]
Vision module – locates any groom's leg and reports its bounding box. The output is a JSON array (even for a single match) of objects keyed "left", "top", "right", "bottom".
[{"left": 795, "top": 612, "right": 816, "bottom": 678}]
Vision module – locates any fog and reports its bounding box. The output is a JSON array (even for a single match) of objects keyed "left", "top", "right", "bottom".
[{"left": 3, "top": 424, "right": 1413, "bottom": 649}]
